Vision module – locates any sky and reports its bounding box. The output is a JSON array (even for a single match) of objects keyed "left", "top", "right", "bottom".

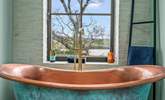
[{"left": 52, "top": 0, "right": 111, "bottom": 13}]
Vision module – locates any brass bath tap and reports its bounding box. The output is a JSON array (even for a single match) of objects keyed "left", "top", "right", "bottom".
[{"left": 73, "top": 28, "right": 84, "bottom": 71}]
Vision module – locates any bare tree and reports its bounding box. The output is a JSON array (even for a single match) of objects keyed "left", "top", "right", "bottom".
[{"left": 52, "top": 0, "right": 105, "bottom": 54}]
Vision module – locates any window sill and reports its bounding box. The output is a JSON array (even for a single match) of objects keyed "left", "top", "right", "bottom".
[
  {"left": 43, "top": 61, "right": 118, "bottom": 65},
  {"left": 43, "top": 61, "right": 119, "bottom": 71}
]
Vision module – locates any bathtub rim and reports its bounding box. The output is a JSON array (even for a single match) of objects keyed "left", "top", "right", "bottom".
[
  {"left": 0, "top": 64, "right": 163, "bottom": 72},
  {"left": 0, "top": 64, "right": 165, "bottom": 90}
]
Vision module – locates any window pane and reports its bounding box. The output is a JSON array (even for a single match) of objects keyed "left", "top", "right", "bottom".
[
  {"left": 51, "top": 0, "right": 80, "bottom": 13},
  {"left": 82, "top": 16, "right": 111, "bottom": 57},
  {"left": 83, "top": 0, "right": 111, "bottom": 13},
  {"left": 51, "top": 15, "right": 80, "bottom": 56}
]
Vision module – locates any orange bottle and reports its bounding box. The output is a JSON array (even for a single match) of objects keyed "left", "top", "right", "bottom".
[{"left": 107, "top": 51, "right": 115, "bottom": 63}]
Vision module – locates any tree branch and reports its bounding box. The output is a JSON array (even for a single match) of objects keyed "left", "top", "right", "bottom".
[
  {"left": 77, "top": 0, "right": 81, "bottom": 4},
  {"left": 68, "top": 0, "right": 72, "bottom": 13},
  {"left": 82, "top": 0, "right": 91, "bottom": 12},
  {"left": 56, "top": 16, "right": 74, "bottom": 31},
  {"left": 52, "top": 31, "right": 74, "bottom": 49},
  {"left": 60, "top": 0, "right": 77, "bottom": 28}
]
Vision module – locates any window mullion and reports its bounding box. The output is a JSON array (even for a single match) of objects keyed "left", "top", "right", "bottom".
[
  {"left": 110, "top": 0, "right": 115, "bottom": 52},
  {"left": 47, "top": 0, "right": 52, "bottom": 61},
  {"left": 50, "top": 13, "right": 112, "bottom": 16}
]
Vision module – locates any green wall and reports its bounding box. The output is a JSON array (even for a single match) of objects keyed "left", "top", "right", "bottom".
[
  {"left": 0, "top": 0, "right": 13, "bottom": 100},
  {"left": 159, "top": 0, "right": 165, "bottom": 65},
  {"left": 12, "top": 0, "right": 152, "bottom": 67},
  {"left": 159, "top": 0, "right": 165, "bottom": 100}
]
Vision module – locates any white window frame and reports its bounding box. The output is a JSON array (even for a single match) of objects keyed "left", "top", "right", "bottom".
[{"left": 43, "top": 0, "right": 120, "bottom": 66}]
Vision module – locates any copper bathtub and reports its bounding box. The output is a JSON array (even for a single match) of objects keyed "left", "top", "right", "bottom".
[{"left": 0, "top": 64, "right": 165, "bottom": 100}]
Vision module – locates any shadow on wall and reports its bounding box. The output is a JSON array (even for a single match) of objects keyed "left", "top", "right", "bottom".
[
  {"left": 158, "top": 50, "right": 165, "bottom": 100},
  {"left": 156, "top": 45, "right": 164, "bottom": 100},
  {"left": 0, "top": 79, "right": 14, "bottom": 100}
]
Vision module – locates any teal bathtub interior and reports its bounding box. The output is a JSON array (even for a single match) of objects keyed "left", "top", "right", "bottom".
[{"left": 13, "top": 82, "right": 151, "bottom": 100}]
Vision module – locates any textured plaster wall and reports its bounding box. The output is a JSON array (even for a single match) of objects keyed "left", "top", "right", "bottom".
[
  {"left": 0, "top": 0, "right": 14, "bottom": 100},
  {"left": 13, "top": 0, "right": 152, "bottom": 67},
  {"left": 158, "top": 0, "right": 165, "bottom": 100}
]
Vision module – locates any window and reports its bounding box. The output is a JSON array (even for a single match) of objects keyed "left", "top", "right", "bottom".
[{"left": 45, "top": 0, "right": 118, "bottom": 63}]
